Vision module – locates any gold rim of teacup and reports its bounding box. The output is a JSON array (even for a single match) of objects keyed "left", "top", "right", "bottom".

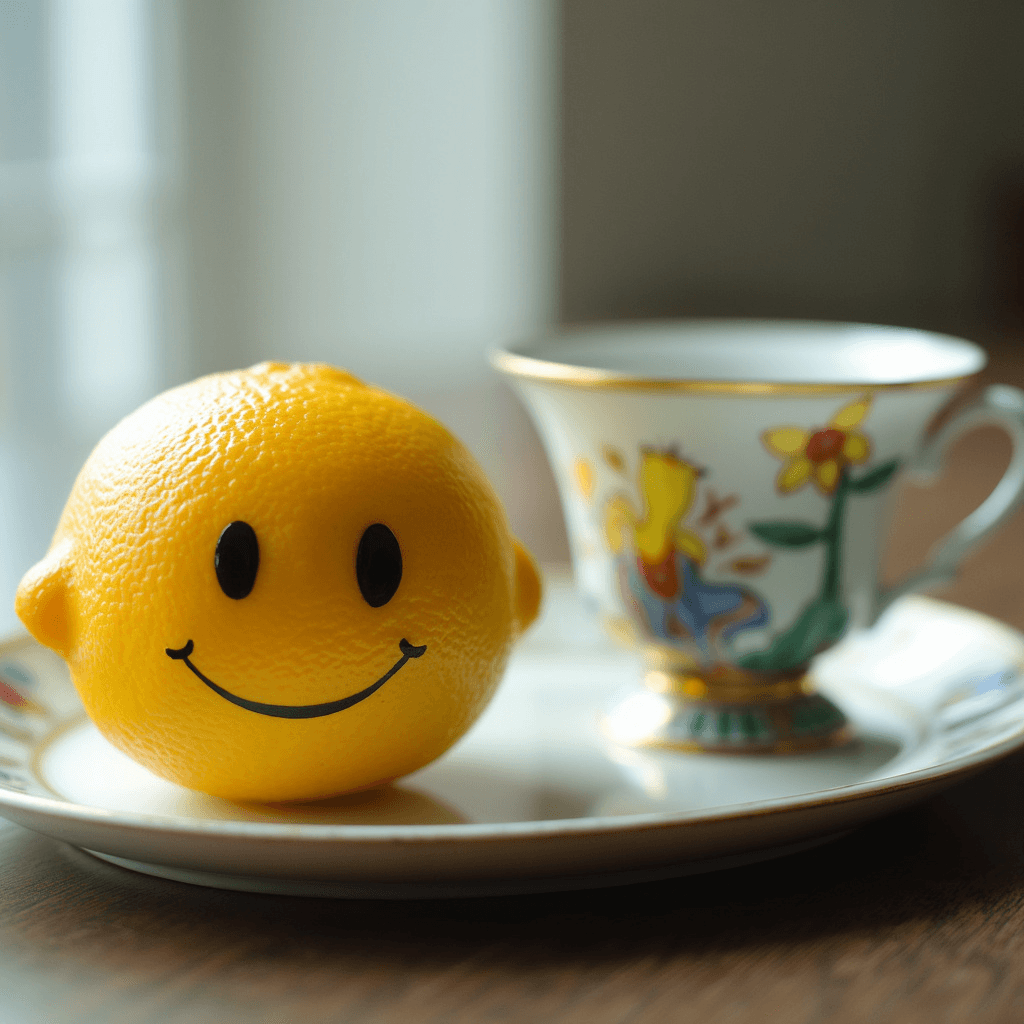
[
  {"left": 491, "top": 348, "right": 975, "bottom": 395},
  {"left": 607, "top": 619, "right": 833, "bottom": 704},
  {"left": 643, "top": 669, "right": 814, "bottom": 704}
]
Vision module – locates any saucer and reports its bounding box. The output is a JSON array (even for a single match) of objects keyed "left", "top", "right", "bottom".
[{"left": 0, "top": 576, "right": 1022, "bottom": 899}]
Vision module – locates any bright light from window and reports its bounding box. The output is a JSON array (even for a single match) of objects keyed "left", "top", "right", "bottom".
[{"left": 52, "top": 0, "right": 157, "bottom": 433}]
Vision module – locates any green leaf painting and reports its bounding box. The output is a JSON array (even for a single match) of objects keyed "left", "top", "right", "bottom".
[
  {"left": 748, "top": 522, "right": 823, "bottom": 548},
  {"left": 847, "top": 458, "right": 900, "bottom": 494},
  {"left": 739, "top": 597, "right": 848, "bottom": 672}
]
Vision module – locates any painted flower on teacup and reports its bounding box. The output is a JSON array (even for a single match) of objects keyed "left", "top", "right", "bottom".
[
  {"left": 761, "top": 395, "right": 873, "bottom": 496},
  {"left": 741, "top": 395, "right": 900, "bottom": 674}
]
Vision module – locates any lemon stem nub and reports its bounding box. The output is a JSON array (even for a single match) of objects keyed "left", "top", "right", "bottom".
[{"left": 15, "top": 541, "right": 74, "bottom": 658}]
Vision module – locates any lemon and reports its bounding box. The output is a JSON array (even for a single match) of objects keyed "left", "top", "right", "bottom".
[{"left": 16, "top": 363, "right": 541, "bottom": 801}]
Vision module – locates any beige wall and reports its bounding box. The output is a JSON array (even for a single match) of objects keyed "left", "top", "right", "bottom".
[{"left": 562, "top": 0, "right": 1024, "bottom": 334}]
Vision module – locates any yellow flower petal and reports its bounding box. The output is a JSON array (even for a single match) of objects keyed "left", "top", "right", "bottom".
[
  {"left": 815, "top": 459, "right": 840, "bottom": 494},
  {"left": 762, "top": 426, "right": 809, "bottom": 458},
  {"left": 777, "top": 457, "right": 812, "bottom": 493},
  {"left": 843, "top": 431, "right": 871, "bottom": 462},
  {"left": 830, "top": 396, "right": 871, "bottom": 430}
]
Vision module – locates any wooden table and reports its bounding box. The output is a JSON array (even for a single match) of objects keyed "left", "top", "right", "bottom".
[{"left": 1, "top": 338, "right": 1023, "bottom": 1024}]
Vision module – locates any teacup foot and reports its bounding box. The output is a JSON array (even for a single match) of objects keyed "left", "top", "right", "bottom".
[{"left": 600, "top": 680, "right": 850, "bottom": 754}]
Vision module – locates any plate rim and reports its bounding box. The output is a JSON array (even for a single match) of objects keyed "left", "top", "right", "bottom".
[
  {"left": 1, "top": 596, "right": 1023, "bottom": 847},
  {"left": 0, "top": 739, "right": 1011, "bottom": 845}
]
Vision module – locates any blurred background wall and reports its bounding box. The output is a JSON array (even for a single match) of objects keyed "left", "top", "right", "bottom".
[
  {"left": 561, "top": 0, "right": 1024, "bottom": 333},
  {"left": 0, "top": 0, "right": 180, "bottom": 630},
  {"left": 0, "top": 0, "right": 1022, "bottom": 630}
]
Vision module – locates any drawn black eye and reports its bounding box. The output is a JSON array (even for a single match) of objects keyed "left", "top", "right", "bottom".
[
  {"left": 215, "top": 521, "right": 260, "bottom": 599},
  {"left": 356, "top": 524, "right": 402, "bottom": 608}
]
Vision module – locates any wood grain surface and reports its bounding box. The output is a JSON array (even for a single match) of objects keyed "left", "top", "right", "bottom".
[{"left": 0, "top": 336, "right": 1022, "bottom": 1024}]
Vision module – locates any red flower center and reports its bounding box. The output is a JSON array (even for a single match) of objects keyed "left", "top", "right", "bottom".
[{"left": 805, "top": 428, "right": 845, "bottom": 463}]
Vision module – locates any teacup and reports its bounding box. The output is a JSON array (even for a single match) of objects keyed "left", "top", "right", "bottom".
[{"left": 494, "top": 320, "right": 1024, "bottom": 753}]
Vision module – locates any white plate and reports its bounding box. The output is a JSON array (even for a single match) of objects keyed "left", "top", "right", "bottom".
[{"left": 0, "top": 579, "right": 1022, "bottom": 899}]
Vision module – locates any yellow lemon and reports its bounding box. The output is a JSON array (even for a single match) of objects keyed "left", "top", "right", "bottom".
[{"left": 16, "top": 363, "right": 541, "bottom": 801}]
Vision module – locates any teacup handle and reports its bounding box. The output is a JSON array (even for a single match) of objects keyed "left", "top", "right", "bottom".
[{"left": 877, "top": 383, "right": 1024, "bottom": 614}]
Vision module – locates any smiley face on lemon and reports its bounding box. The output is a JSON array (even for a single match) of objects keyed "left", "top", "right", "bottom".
[{"left": 15, "top": 362, "right": 541, "bottom": 801}]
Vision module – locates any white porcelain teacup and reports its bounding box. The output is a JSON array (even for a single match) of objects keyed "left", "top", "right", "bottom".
[{"left": 494, "top": 320, "right": 1024, "bottom": 752}]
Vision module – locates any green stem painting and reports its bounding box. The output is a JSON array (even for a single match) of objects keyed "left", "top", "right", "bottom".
[{"left": 738, "top": 459, "right": 900, "bottom": 674}]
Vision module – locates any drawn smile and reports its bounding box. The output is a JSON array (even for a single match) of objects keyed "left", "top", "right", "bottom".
[{"left": 164, "top": 638, "right": 428, "bottom": 719}]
